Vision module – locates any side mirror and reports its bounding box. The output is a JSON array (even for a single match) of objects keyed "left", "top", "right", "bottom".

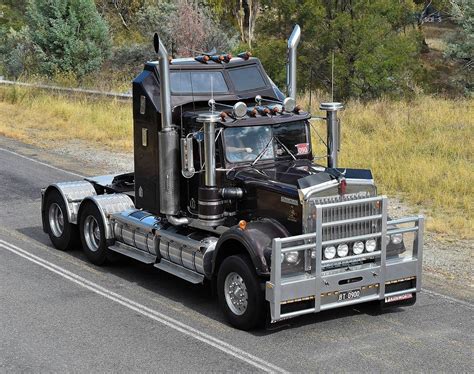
[
  {"left": 181, "top": 137, "right": 195, "bottom": 178},
  {"left": 153, "top": 33, "right": 160, "bottom": 54}
]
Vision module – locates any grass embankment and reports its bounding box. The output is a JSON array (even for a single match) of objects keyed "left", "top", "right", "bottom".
[
  {"left": 0, "top": 86, "right": 132, "bottom": 151},
  {"left": 0, "top": 85, "right": 472, "bottom": 239},
  {"left": 309, "top": 96, "right": 473, "bottom": 239}
]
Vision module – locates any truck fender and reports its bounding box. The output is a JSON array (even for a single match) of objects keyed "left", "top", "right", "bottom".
[
  {"left": 211, "top": 218, "right": 289, "bottom": 277},
  {"left": 41, "top": 181, "right": 97, "bottom": 232},
  {"left": 77, "top": 194, "right": 135, "bottom": 240}
]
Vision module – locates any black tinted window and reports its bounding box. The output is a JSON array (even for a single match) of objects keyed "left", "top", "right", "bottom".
[
  {"left": 170, "top": 71, "right": 228, "bottom": 94},
  {"left": 228, "top": 66, "right": 266, "bottom": 91}
]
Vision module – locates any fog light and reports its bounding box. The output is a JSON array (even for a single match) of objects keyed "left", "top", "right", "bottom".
[
  {"left": 324, "top": 246, "right": 336, "bottom": 260},
  {"left": 284, "top": 251, "right": 300, "bottom": 264},
  {"left": 353, "top": 241, "right": 364, "bottom": 255},
  {"left": 337, "top": 244, "right": 349, "bottom": 257},
  {"left": 391, "top": 233, "right": 403, "bottom": 244},
  {"left": 366, "top": 239, "right": 377, "bottom": 252}
]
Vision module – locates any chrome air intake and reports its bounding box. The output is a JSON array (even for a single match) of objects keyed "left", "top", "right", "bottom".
[
  {"left": 320, "top": 102, "right": 343, "bottom": 169},
  {"left": 196, "top": 112, "right": 224, "bottom": 226},
  {"left": 154, "top": 33, "right": 180, "bottom": 216}
]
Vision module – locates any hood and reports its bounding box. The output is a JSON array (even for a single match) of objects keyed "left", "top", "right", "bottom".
[{"left": 228, "top": 159, "right": 373, "bottom": 197}]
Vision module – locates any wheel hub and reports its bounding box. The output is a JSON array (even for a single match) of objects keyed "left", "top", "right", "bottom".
[
  {"left": 48, "top": 203, "right": 65, "bottom": 238},
  {"left": 224, "top": 272, "right": 248, "bottom": 315},
  {"left": 84, "top": 215, "right": 100, "bottom": 252}
]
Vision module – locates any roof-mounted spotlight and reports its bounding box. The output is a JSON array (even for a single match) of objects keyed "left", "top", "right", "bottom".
[
  {"left": 283, "top": 97, "right": 296, "bottom": 112},
  {"left": 233, "top": 102, "right": 247, "bottom": 119},
  {"left": 223, "top": 53, "right": 232, "bottom": 63}
]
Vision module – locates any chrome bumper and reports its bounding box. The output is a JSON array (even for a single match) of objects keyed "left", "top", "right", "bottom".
[{"left": 265, "top": 196, "right": 424, "bottom": 322}]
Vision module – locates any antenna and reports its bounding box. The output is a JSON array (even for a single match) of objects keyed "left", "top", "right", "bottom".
[{"left": 331, "top": 50, "right": 335, "bottom": 102}]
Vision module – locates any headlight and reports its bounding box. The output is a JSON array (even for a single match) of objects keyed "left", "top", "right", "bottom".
[
  {"left": 324, "top": 246, "right": 336, "bottom": 259},
  {"left": 337, "top": 244, "right": 349, "bottom": 257},
  {"left": 353, "top": 241, "right": 364, "bottom": 255},
  {"left": 391, "top": 233, "right": 403, "bottom": 244},
  {"left": 284, "top": 251, "right": 300, "bottom": 264},
  {"left": 365, "top": 239, "right": 377, "bottom": 252}
]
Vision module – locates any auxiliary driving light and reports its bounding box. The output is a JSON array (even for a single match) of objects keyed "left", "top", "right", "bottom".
[
  {"left": 324, "top": 246, "right": 336, "bottom": 260},
  {"left": 365, "top": 239, "right": 377, "bottom": 252},
  {"left": 391, "top": 233, "right": 403, "bottom": 244},
  {"left": 337, "top": 243, "right": 349, "bottom": 257},
  {"left": 353, "top": 241, "right": 365, "bottom": 255},
  {"left": 283, "top": 97, "right": 296, "bottom": 112},
  {"left": 284, "top": 251, "right": 300, "bottom": 264}
]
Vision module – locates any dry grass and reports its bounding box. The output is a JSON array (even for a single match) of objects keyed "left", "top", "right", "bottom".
[
  {"left": 1, "top": 85, "right": 472, "bottom": 239},
  {"left": 305, "top": 93, "right": 473, "bottom": 239},
  {"left": 0, "top": 86, "right": 132, "bottom": 151}
]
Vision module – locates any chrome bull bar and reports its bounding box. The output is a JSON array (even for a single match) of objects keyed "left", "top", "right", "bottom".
[{"left": 265, "top": 196, "right": 424, "bottom": 322}]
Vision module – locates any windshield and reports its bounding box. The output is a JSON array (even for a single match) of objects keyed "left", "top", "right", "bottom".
[{"left": 223, "top": 121, "right": 310, "bottom": 163}]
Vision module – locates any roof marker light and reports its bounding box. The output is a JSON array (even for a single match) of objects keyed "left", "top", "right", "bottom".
[{"left": 237, "top": 51, "right": 251, "bottom": 60}]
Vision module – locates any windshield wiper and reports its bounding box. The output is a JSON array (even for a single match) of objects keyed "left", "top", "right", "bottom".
[
  {"left": 274, "top": 135, "right": 297, "bottom": 160},
  {"left": 251, "top": 136, "right": 274, "bottom": 167}
]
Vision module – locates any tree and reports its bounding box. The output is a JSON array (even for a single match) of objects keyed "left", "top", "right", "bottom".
[
  {"left": 255, "top": 0, "right": 424, "bottom": 100},
  {"left": 207, "top": 0, "right": 260, "bottom": 48},
  {"left": 26, "top": 0, "right": 111, "bottom": 78}
]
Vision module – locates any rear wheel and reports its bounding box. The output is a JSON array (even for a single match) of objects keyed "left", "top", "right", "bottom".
[
  {"left": 217, "top": 254, "right": 266, "bottom": 330},
  {"left": 44, "top": 189, "right": 78, "bottom": 250},
  {"left": 79, "top": 203, "right": 109, "bottom": 265}
]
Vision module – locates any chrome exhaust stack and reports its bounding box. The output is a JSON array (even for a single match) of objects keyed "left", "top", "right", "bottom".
[
  {"left": 154, "top": 34, "right": 181, "bottom": 217},
  {"left": 286, "top": 24, "right": 301, "bottom": 100},
  {"left": 320, "top": 102, "right": 344, "bottom": 169}
]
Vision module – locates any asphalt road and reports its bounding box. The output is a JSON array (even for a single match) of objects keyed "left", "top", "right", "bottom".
[{"left": 1, "top": 141, "right": 473, "bottom": 373}]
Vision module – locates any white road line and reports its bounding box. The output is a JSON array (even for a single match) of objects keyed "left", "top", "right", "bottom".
[
  {"left": 0, "top": 147, "right": 85, "bottom": 178},
  {"left": 421, "top": 288, "right": 473, "bottom": 310},
  {"left": 0, "top": 239, "right": 287, "bottom": 374}
]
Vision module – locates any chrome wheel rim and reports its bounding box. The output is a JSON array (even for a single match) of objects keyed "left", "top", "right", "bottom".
[
  {"left": 224, "top": 272, "right": 248, "bottom": 316},
  {"left": 84, "top": 215, "right": 100, "bottom": 252},
  {"left": 48, "top": 203, "right": 64, "bottom": 237}
]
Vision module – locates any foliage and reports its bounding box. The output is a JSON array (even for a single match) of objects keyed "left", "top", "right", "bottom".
[
  {"left": 256, "top": 0, "right": 424, "bottom": 100},
  {"left": 25, "top": 0, "right": 111, "bottom": 78},
  {"left": 0, "top": 27, "right": 35, "bottom": 78},
  {"left": 444, "top": 0, "right": 473, "bottom": 94}
]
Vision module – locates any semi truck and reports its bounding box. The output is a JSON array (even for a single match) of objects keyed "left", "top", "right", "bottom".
[{"left": 41, "top": 25, "right": 424, "bottom": 330}]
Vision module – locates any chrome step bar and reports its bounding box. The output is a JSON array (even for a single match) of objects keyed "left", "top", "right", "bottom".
[
  {"left": 154, "top": 259, "right": 204, "bottom": 284},
  {"left": 108, "top": 241, "right": 157, "bottom": 264}
]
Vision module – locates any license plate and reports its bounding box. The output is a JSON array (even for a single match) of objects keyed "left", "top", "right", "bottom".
[{"left": 338, "top": 289, "right": 361, "bottom": 302}]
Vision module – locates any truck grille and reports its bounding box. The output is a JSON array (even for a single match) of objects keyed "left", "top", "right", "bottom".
[{"left": 305, "top": 192, "right": 380, "bottom": 241}]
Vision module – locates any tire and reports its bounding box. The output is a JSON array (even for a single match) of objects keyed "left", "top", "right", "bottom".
[
  {"left": 44, "top": 189, "right": 79, "bottom": 251},
  {"left": 217, "top": 254, "right": 266, "bottom": 330},
  {"left": 79, "top": 202, "right": 109, "bottom": 265}
]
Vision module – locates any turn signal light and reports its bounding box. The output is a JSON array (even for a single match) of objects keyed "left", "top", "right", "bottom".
[{"left": 239, "top": 220, "right": 247, "bottom": 230}]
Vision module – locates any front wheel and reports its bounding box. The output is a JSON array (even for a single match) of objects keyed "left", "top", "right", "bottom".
[
  {"left": 217, "top": 255, "right": 266, "bottom": 330},
  {"left": 79, "top": 203, "right": 109, "bottom": 265}
]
